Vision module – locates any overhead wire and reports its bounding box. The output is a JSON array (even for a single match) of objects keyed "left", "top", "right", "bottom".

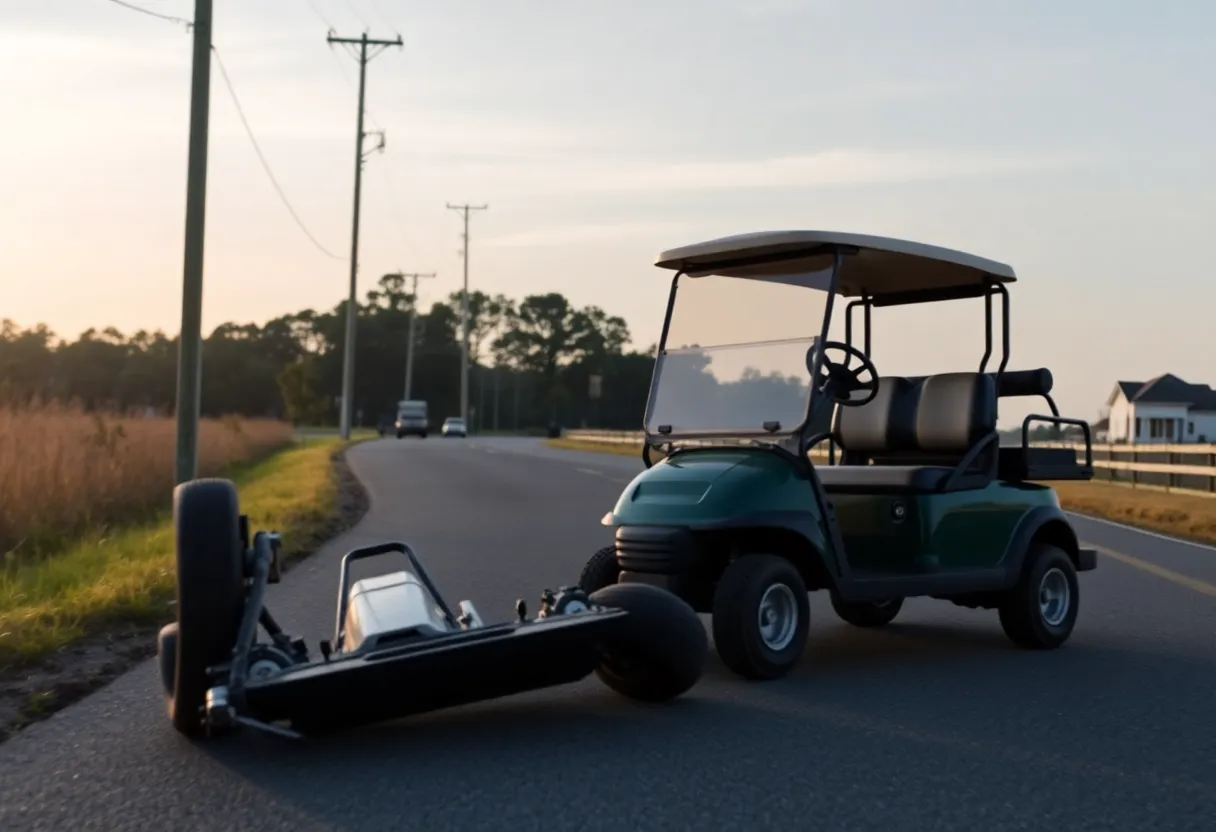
[
  {"left": 211, "top": 46, "right": 344, "bottom": 260},
  {"left": 342, "top": 0, "right": 372, "bottom": 31},
  {"left": 303, "top": 0, "right": 336, "bottom": 30},
  {"left": 304, "top": 3, "right": 435, "bottom": 268},
  {"left": 103, "top": 0, "right": 192, "bottom": 29},
  {"left": 363, "top": 0, "right": 401, "bottom": 36},
  {"left": 105, "top": 0, "right": 343, "bottom": 260}
]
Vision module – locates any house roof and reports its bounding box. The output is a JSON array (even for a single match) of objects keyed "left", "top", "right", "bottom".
[{"left": 1115, "top": 374, "right": 1216, "bottom": 411}]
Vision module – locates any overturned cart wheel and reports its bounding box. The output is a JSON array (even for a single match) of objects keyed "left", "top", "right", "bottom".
[
  {"left": 579, "top": 546, "right": 620, "bottom": 594},
  {"left": 162, "top": 479, "right": 246, "bottom": 737},
  {"left": 588, "top": 583, "right": 707, "bottom": 702}
]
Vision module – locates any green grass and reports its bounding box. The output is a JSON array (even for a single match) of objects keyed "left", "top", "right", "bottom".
[
  {"left": 545, "top": 438, "right": 1216, "bottom": 547},
  {"left": 0, "top": 437, "right": 348, "bottom": 670}
]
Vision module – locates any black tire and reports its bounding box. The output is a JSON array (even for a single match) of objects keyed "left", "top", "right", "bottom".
[
  {"left": 396, "top": 431, "right": 404, "bottom": 439},
  {"left": 830, "top": 592, "right": 903, "bottom": 628},
  {"left": 168, "top": 479, "right": 246, "bottom": 737},
  {"left": 579, "top": 546, "right": 619, "bottom": 593},
  {"left": 589, "top": 583, "right": 707, "bottom": 702},
  {"left": 712, "top": 554, "right": 809, "bottom": 681},
  {"left": 998, "top": 543, "right": 1079, "bottom": 649}
]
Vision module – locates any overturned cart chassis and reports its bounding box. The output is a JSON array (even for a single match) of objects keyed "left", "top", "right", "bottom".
[{"left": 158, "top": 479, "right": 707, "bottom": 740}]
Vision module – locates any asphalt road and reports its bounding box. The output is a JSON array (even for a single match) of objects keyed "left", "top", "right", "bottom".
[{"left": 2, "top": 437, "right": 1214, "bottom": 831}]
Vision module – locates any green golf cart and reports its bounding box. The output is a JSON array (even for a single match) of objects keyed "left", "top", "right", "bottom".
[{"left": 578, "top": 230, "right": 1097, "bottom": 681}]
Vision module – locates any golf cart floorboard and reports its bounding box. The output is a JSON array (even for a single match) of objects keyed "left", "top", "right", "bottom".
[
  {"left": 837, "top": 568, "right": 1010, "bottom": 602},
  {"left": 242, "top": 612, "right": 626, "bottom": 729},
  {"left": 841, "top": 547, "right": 1096, "bottom": 602}
]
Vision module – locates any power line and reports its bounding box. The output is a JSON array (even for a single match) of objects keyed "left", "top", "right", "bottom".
[
  {"left": 343, "top": 0, "right": 371, "bottom": 30},
  {"left": 210, "top": 45, "right": 343, "bottom": 260},
  {"left": 329, "top": 30, "right": 405, "bottom": 440},
  {"left": 363, "top": 0, "right": 400, "bottom": 36},
  {"left": 302, "top": 2, "right": 429, "bottom": 268},
  {"left": 385, "top": 271, "right": 437, "bottom": 401},
  {"left": 174, "top": 0, "right": 212, "bottom": 485},
  {"left": 446, "top": 203, "right": 488, "bottom": 425},
  {"left": 104, "top": 0, "right": 193, "bottom": 29},
  {"left": 303, "top": 0, "right": 335, "bottom": 30}
]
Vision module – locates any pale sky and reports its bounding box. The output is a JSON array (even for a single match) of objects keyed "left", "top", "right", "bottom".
[{"left": 2, "top": 0, "right": 1213, "bottom": 426}]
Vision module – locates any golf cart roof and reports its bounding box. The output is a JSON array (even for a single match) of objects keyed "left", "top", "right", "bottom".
[{"left": 654, "top": 230, "right": 1016, "bottom": 299}]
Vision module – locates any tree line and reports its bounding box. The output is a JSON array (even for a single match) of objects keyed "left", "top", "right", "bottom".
[{"left": 0, "top": 274, "right": 658, "bottom": 432}]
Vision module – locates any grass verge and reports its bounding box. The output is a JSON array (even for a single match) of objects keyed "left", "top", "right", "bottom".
[
  {"left": 0, "top": 436, "right": 370, "bottom": 740},
  {"left": 545, "top": 438, "right": 1216, "bottom": 547}
]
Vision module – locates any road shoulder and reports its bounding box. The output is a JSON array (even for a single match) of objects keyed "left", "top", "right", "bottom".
[{"left": 0, "top": 438, "right": 370, "bottom": 743}]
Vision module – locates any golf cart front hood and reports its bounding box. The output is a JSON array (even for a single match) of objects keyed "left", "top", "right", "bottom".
[{"left": 602, "top": 448, "right": 811, "bottom": 527}]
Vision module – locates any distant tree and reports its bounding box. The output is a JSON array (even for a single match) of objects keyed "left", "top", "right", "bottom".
[
  {"left": 448, "top": 290, "right": 515, "bottom": 365},
  {"left": 0, "top": 284, "right": 649, "bottom": 430}
]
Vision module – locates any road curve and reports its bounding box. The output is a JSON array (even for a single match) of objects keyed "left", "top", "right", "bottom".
[{"left": 1, "top": 437, "right": 1213, "bottom": 831}]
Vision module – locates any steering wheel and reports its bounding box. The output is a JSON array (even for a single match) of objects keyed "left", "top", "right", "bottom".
[{"left": 807, "top": 340, "right": 879, "bottom": 407}]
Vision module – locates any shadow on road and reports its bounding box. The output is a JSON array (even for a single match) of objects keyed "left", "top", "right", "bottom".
[{"left": 182, "top": 621, "right": 1216, "bottom": 832}]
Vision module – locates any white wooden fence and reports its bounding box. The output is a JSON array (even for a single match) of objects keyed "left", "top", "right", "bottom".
[{"left": 560, "top": 431, "right": 1216, "bottom": 499}]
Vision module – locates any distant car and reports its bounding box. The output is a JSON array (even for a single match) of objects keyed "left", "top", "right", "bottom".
[
  {"left": 441, "top": 417, "right": 467, "bottom": 437},
  {"left": 395, "top": 399, "right": 428, "bottom": 439}
]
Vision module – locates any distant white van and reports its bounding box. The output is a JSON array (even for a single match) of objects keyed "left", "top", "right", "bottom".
[{"left": 395, "top": 400, "right": 428, "bottom": 438}]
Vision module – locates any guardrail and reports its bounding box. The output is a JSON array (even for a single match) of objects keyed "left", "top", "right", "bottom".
[{"left": 560, "top": 430, "right": 1216, "bottom": 498}]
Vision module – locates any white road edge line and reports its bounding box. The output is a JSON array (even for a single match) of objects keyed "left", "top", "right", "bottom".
[
  {"left": 577, "top": 468, "right": 604, "bottom": 476},
  {"left": 1065, "top": 511, "right": 1216, "bottom": 553}
]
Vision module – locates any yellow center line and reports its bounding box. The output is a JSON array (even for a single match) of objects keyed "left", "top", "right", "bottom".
[{"left": 1088, "top": 543, "right": 1216, "bottom": 597}]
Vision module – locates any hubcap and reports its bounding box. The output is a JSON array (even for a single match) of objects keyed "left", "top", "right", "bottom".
[
  {"left": 757, "top": 583, "right": 799, "bottom": 651},
  {"left": 1038, "top": 567, "right": 1071, "bottom": 627}
]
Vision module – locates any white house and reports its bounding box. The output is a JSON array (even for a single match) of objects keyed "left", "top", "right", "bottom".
[{"left": 1105, "top": 374, "right": 1216, "bottom": 444}]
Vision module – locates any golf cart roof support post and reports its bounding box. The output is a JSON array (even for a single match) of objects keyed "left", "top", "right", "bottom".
[
  {"left": 980, "top": 290, "right": 993, "bottom": 373},
  {"left": 640, "top": 272, "right": 682, "bottom": 447},
  {"left": 796, "top": 248, "right": 845, "bottom": 462},
  {"left": 842, "top": 296, "right": 872, "bottom": 371},
  {"left": 863, "top": 297, "right": 871, "bottom": 357},
  {"left": 997, "top": 283, "right": 1011, "bottom": 375},
  {"left": 993, "top": 283, "right": 1011, "bottom": 421}
]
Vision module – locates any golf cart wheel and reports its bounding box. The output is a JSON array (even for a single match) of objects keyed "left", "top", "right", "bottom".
[
  {"left": 830, "top": 592, "right": 903, "bottom": 628},
  {"left": 579, "top": 546, "right": 620, "bottom": 593},
  {"left": 998, "top": 543, "right": 1079, "bottom": 649},
  {"left": 589, "top": 583, "right": 707, "bottom": 702},
  {"left": 712, "top": 554, "right": 809, "bottom": 681},
  {"left": 167, "top": 478, "right": 246, "bottom": 737}
]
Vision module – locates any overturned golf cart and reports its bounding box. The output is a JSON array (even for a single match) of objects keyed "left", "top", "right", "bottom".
[
  {"left": 157, "top": 480, "right": 707, "bottom": 740},
  {"left": 579, "top": 230, "right": 1097, "bottom": 680}
]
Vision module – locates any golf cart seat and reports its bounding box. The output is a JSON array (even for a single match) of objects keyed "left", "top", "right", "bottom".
[{"left": 817, "top": 372, "right": 998, "bottom": 494}]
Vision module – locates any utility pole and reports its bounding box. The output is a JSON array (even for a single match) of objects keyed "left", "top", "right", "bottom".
[
  {"left": 446, "top": 203, "right": 487, "bottom": 425},
  {"left": 329, "top": 30, "right": 402, "bottom": 440},
  {"left": 174, "top": 0, "right": 213, "bottom": 486},
  {"left": 384, "top": 271, "right": 436, "bottom": 401}
]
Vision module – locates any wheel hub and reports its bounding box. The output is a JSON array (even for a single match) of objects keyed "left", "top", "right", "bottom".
[
  {"left": 757, "top": 583, "right": 798, "bottom": 651},
  {"left": 1038, "top": 567, "right": 1071, "bottom": 627}
]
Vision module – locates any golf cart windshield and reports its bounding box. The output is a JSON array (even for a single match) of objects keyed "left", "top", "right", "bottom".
[{"left": 644, "top": 268, "right": 836, "bottom": 440}]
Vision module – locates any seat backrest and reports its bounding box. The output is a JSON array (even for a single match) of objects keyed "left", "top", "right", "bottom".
[
  {"left": 833, "top": 376, "right": 918, "bottom": 458},
  {"left": 833, "top": 372, "right": 996, "bottom": 463},
  {"left": 913, "top": 372, "right": 997, "bottom": 455}
]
